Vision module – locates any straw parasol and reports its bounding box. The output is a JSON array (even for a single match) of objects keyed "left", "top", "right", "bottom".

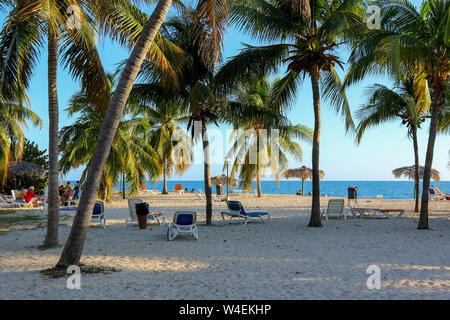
[
  {"left": 284, "top": 166, "right": 325, "bottom": 195},
  {"left": 8, "top": 161, "right": 46, "bottom": 178},
  {"left": 211, "top": 174, "right": 238, "bottom": 187},
  {"left": 392, "top": 165, "right": 440, "bottom": 182}
]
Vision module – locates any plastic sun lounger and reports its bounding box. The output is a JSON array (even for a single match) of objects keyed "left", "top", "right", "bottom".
[
  {"left": 167, "top": 211, "right": 198, "bottom": 241},
  {"left": 429, "top": 188, "right": 446, "bottom": 201},
  {"left": 170, "top": 184, "right": 184, "bottom": 194},
  {"left": 196, "top": 189, "right": 206, "bottom": 200},
  {"left": 432, "top": 187, "right": 449, "bottom": 200},
  {"left": 349, "top": 207, "right": 406, "bottom": 219},
  {"left": 321, "top": 199, "right": 347, "bottom": 220},
  {"left": 92, "top": 200, "right": 106, "bottom": 228},
  {"left": 221, "top": 200, "right": 270, "bottom": 225},
  {"left": 139, "top": 185, "right": 159, "bottom": 194},
  {"left": 125, "top": 198, "right": 166, "bottom": 227}
]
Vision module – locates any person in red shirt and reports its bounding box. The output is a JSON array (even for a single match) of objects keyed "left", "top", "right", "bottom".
[{"left": 25, "top": 187, "right": 43, "bottom": 207}]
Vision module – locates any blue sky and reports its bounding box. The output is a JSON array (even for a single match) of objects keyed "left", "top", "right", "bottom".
[{"left": 7, "top": 0, "right": 450, "bottom": 181}]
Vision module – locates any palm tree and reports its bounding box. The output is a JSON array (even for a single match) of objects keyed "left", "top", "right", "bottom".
[
  {"left": 355, "top": 76, "right": 430, "bottom": 212},
  {"left": 223, "top": 76, "right": 312, "bottom": 197},
  {"left": 127, "top": 91, "right": 193, "bottom": 194},
  {"left": 345, "top": 0, "right": 449, "bottom": 229},
  {"left": 216, "top": 0, "right": 363, "bottom": 226},
  {"left": 59, "top": 75, "right": 161, "bottom": 201},
  {"left": 0, "top": 94, "right": 42, "bottom": 184},
  {"left": 0, "top": 0, "right": 111, "bottom": 248},
  {"left": 125, "top": 8, "right": 228, "bottom": 225},
  {"left": 57, "top": 0, "right": 228, "bottom": 267}
]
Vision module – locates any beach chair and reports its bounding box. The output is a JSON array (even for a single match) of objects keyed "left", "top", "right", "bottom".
[
  {"left": 10, "top": 190, "right": 32, "bottom": 208},
  {"left": 125, "top": 198, "right": 166, "bottom": 227},
  {"left": 0, "top": 194, "right": 19, "bottom": 208},
  {"left": 348, "top": 207, "right": 405, "bottom": 219},
  {"left": 321, "top": 199, "right": 346, "bottom": 220},
  {"left": 92, "top": 200, "right": 106, "bottom": 228},
  {"left": 167, "top": 211, "right": 199, "bottom": 241},
  {"left": 432, "top": 187, "right": 449, "bottom": 200},
  {"left": 221, "top": 200, "right": 270, "bottom": 225},
  {"left": 196, "top": 189, "right": 206, "bottom": 200},
  {"left": 139, "top": 184, "right": 159, "bottom": 194},
  {"left": 429, "top": 187, "right": 446, "bottom": 201},
  {"left": 170, "top": 184, "right": 184, "bottom": 194}
]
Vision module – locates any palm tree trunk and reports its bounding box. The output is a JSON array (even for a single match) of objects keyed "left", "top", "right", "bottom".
[
  {"left": 256, "top": 134, "right": 262, "bottom": 197},
  {"left": 43, "top": 28, "right": 60, "bottom": 248},
  {"left": 418, "top": 87, "right": 444, "bottom": 229},
  {"left": 411, "top": 125, "right": 420, "bottom": 213},
  {"left": 56, "top": 0, "right": 173, "bottom": 267},
  {"left": 162, "top": 160, "right": 168, "bottom": 194},
  {"left": 308, "top": 66, "right": 323, "bottom": 227},
  {"left": 203, "top": 125, "right": 213, "bottom": 225}
]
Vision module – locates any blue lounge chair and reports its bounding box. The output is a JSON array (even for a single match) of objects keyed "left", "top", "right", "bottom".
[
  {"left": 167, "top": 211, "right": 198, "bottom": 241},
  {"left": 92, "top": 200, "right": 106, "bottom": 228},
  {"left": 221, "top": 200, "right": 270, "bottom": 225}
]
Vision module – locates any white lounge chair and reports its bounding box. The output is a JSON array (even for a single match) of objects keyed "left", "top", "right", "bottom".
[
  {"left": 429, "top": 187, "right": 446, "bottom": 201},
  {"left": 196, "top": 189, "right": 206, "bottom": 200},
  {"left": 167, "top": 211, "right": 198, "bottom": 241},
  {"left": 92, "top": 200, "right": 106, "bottom": 228},
  {"left": 10, "top": 190, "right": 32, "bottom": 208},
  {"left": 321, "top": 199, "right": 346, "bottom": 220},
  {"left": 125, "top": 198, "right": 166, "bottom": 227}
]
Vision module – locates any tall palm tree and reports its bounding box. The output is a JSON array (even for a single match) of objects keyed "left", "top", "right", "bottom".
[
  {"left": 0, "top": 94, "right": 42, "bottom": 184},
  {"left": 355, "top": 76, "right": 430, "bottom": 212},
  {"left": 0, "top": 0, "right": 111, "bottom": 248},
  {"left": 345, "top": 0, "right": 449, "bottom": 229},
  {"left": 127, "top": 92, "right": 193, "bottom": 194},
  {"left": 57, "top": 0, "right": 228, "bottom": 267},
  {"left": 125, "top": 8, "right": 228, "bottom": 225},
  {"left": 216, "top": 0, "right": 363, "bottom": 226},
  {"left": 223, "top": 76, "right": 312, "bottom": 197},
  {"left": 59, "top": 75, "right": 161, "bottom": 201}
]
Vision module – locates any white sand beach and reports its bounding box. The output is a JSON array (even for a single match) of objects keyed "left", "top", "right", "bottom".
[{"left": 0, "top": 194, "right": 449, "bottom": 300}]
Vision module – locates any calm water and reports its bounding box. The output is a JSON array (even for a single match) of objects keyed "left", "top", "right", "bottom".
[{"left": 129, "top": 180, "right": 450, "bottom": 199}]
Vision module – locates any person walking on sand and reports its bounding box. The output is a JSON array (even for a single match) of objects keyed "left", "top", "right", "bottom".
[{"left": 73, "top": 181, "right": 81, "bottom": 200}]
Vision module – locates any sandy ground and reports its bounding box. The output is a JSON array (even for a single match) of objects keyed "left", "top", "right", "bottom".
[{"left": 0, "top": 193, "right": 449, "bottom": 300}]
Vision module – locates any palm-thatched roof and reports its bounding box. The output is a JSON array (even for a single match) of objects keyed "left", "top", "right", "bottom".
[
  {"left": 211, "top": 174, "right": 238, "bottom": 187},
  {"left": 8, "top": 161, "right": 46, "bottom": 178},
  {"left": 392, "top": 165, "right": 440, "bottom": 182},
  {"left": 284, "top": 166, "right": 325, "bottom": 180}
]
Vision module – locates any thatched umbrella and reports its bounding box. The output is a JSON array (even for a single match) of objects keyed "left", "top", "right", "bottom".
[
  {"left": 8, "top": 161, "right": 46, "bottom": 178},
  {"left": 8, "top": 161, "right": 46, "bottom": 189},
  {"left": 211, "top": 174, "right": 238, "bottom": 187},
  {"left": 284, "top": 166, "right": 325, "bottom": 195},
  {"left": 392, "top": 165, "right": 440, "bottom": 182}
]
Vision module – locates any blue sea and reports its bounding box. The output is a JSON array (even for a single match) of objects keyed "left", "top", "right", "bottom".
[{"left": 125, "top": 180, "right": 450, "bottom": 199}]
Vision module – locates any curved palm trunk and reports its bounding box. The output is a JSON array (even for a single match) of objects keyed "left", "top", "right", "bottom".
[
  {"left": 203, "top": 125, "right": 213, "bottom": 225},
  {"left": 308, "top": 66, "right": 323, "bottom": 227},
  {"left": 418, "top": 87, "right": 444, "bottom": 229},
  {"left": 43, "top": 28, "right": 60, "bottom": 248},
  {"left": 411, "top": 125, "right": 420, "bottom": 213},
  {"left": 56, "top": 0, "right": 173, "bottom": 267}
]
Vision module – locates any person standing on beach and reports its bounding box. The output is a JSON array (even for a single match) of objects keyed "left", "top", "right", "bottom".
[{"left": 73, "top": 181, "right": 81, "bottom": 200}]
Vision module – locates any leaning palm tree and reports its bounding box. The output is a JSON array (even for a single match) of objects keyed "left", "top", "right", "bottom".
[
  {"left": 57, "top": 0, "right": 228, "bottom": 267},
  {"left": 346, "top": 0, "right": 450, "bottom": 229},
  {"left": 355, "top": 76, "right": 430, "bottom": 212},
  {"left": 0, "top": 0, "right": 111, "bottom": 248},
  {"left": 0, "top": 94, "right": 42, "bottom": 184},
  {"left": 59, "top": 75, "right": 161, "bottom": 201},
  {"left": 223, "top": 76, "right": 312, "bottom": 197},
  {"left": 216, "top": 0, "right": 364, "bottom": 226}
]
